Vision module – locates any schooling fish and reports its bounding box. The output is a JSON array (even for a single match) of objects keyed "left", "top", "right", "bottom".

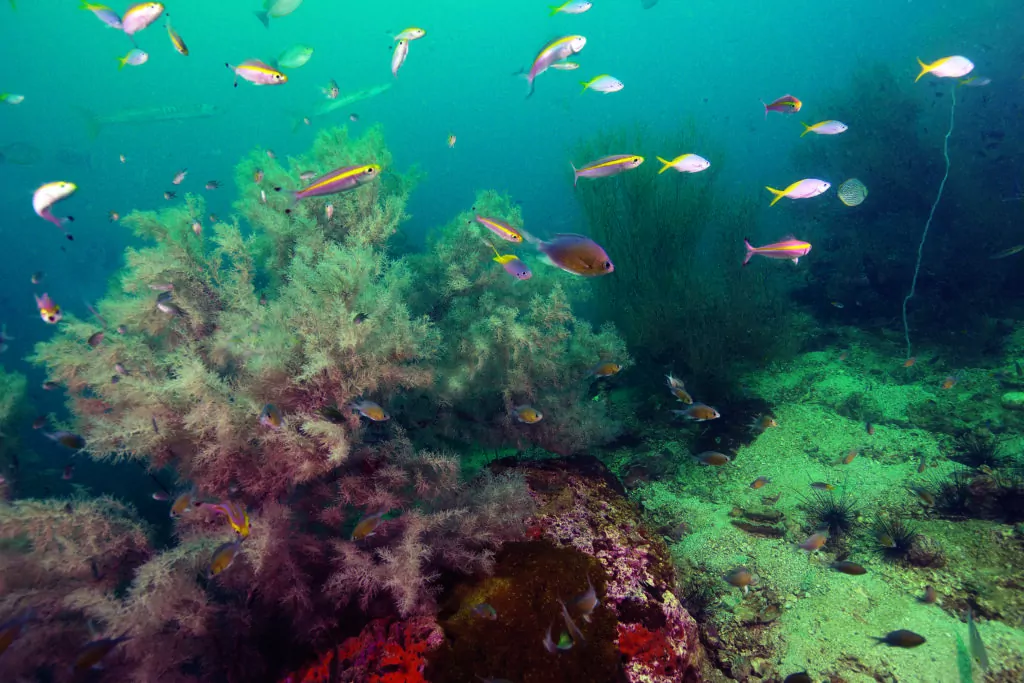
[
  {"left": 831, "top": 561, "right": 867, "bottom": 575},
  {"left": 765, "top": 179, "right": 830, "bottom": 206},
  {"left": 254, "top": 0, "right": 303, "bottom": 28},
  {"left": 550, "top": 1, "right": 592, "bottom": 14},
  {"left": 750, "top": 476, "right": 771, "bottom": 489},
  {"left": 35, "top": 293, "right": 62, "bottom": 324},
  {"left": 483, "top": 240, "right": 532, "bottom": 280},
  {"left": 522, "top": 35, "right": 587, "bottom": 97},
  {"left": 226, "top": 59, "right": 287, "bottom": 87},
  {"left": 474, "top": 215, "right": 524, "bottom": 243},
  {"left": 656, "top": 153, "right": 709, "bottom": 174},
  {"left": 80, "top": 2, "right": 123, "bottom": 29},
  {"left": 742, "top": 237, "right": 812, "bottom": 265},
  {"left": 693, "top": 451, "right": 730, "bottom": 466},
  {"left": 165, "top": 15, "right": 188, "bottom": 55},
  {"left": 800, "top": 120, "right": 848, "bottom": 137},
  {"left": 798, "top": 532, "right": 827, "bottom": 552},
  {"left": 588, "top": 362, "right": 621, "bottom": 378},
  {"left": 278, "top": 164, "right": 380, "bottom": 209},
  {"left": 394, "top": 27, "right": 426, "bottom": 41},
  {"left": 673, "top": 403, "right": 720, "bottom": 421},
  {"left": 580, "top": 74, "right": 624, "bottom": 94},
  {"left": 33, "top": 181, "right": 76, "bottom": 239},
  {"left": 571, "top": 154, "right": 643, "bottom": 186},
  {"left": 391, "top": 39, "right": 409, "bottom": 78},
  {"left": 532, "top": 233, "right": 614, "bottom": 277},
  {"left": 915, "top": 55, "right": 973, "bottom": 82},
  {"left": 762, "top": 94, "right": 802, "bottom": 118},
  {"left": 121, "top": 2, "right": 163, "bottom": 36}
]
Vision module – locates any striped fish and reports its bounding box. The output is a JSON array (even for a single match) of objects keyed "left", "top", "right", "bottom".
[
  {"left": 474, "top": 215, "right": 524, "bottom": 243},
  {"left": 226, "top": 59, "right": 287, "bottom": 87},
  {"left": 743, "top": 237, "right": 812, "bottom": 265},
  {"left": 278, "top": 164, "right": 380, "bottom": 209},
  {"left": 571, "top": 154, "right": 643, "bottom": 187},
  {"left": 837, "top": 178, "right": 868, "bottom": 207}
]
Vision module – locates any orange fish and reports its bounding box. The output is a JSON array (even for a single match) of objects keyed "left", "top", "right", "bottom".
[
  {"left": 838, "top": 350, "right": 849, "bottom": 361},
  {"left": 902, "top": 357, "right": 916, "bottom": 368},
  {"left": 941, "top": 373, "right": 960, "bottom": 389},
  {"left": 865, "top": 422, "right": 875, "bottom": 436},
  {"left": 589, "top": 362, "right": 621, "bottom": 378},
  {"left": 73, "top": 634, "right": 131, "bottom": 672},
  {"left": 693, "top": 451, "right": 730, "bottom": 466},
  {"left": 351, "top": 510, "right": 387, "bottom": 541},
  {"left": 207, "top": 539, "right": 242, "bottom": 579},
  {"left": 749, "top": 476, "right": 771, "bottom": 489},
  {"left": 722, "top": 566, "right": 755, "bottom": 594},
  {"left": 750, "top": 415, "right": 778, "bottom": 432},
  {"left": 842, "top": 449, "right": 858, "bottom": 465},
  {"left": 350, "top": 400, "right": 389, "bottom": 422},
  {"left": 170, "top": 491, "right": 198, "bottom": 518},
  {"left": 798, "top": 532, "right": 827, "bottom": 552},
  {"left": 514, "top": 405, "right": 543, "bottom": 424},
  {"left": 673, "top": 403, "right": 720, "bottom": 421},
  {"left": 671, "top": 387, "right": 693, "bottom": 404}
]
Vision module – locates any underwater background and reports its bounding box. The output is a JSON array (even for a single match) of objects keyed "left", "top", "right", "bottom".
[{"left": 3, "top": 0, "right": 1024, "bottom": 681}]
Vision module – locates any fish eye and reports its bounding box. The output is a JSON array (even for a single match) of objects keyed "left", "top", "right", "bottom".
[{"left": 603, "top": 261, "right": 612, "bottom": 270}]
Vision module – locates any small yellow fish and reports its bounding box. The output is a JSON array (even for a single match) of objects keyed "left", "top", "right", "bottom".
[
  {"left": 447, "top": 133, "right": 456, "bottom": 148},
  {"left": 165, "top": 16, "right": 188, "bottom": 56},
  {"left": 170, "top": 490, "right": 197, "bottom": 517},
  {"left": 589, "top": 362, "right": 621, "bottom": 378},
  {"left": 351, "top": 510, "right": 387, "bottom": 540},
  {"left": 207, "top": 539, "right": 242, "bottom": 578},
  {"left": 350, "top": 400, "right": 389, "bottom": 421},
  {"left": 394, "top": 27, "right": 426, "bottom": 41},
  {"left": 514, "top": 405, "right": 543, "bottom": 424}
]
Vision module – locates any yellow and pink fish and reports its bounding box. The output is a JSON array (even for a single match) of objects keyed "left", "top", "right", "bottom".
[{"left": 743, "top": 237, "right": 812, "bottom": 266}]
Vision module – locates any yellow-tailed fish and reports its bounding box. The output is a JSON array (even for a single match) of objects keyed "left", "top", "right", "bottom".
[
  {"left": 550, "top": 0, "right": 592, "bottom": 14},
  {"left": 165, "top": 15, "right": 188, "bottom": 56},
  {"left": 915, "top": 56, "right": 974, "bottom": 82},
  {"left": 394, "top": 27, "right": 425, "bottom": 41},
  {"left": 800, "top": 120, "right": 848, "bottom": 137},
  {"left": 765, "top": 179, "right": 830, "bottom": 206},
  {"left": 656, "top": 154, "right": 709, "bottom": 174},
  {"left": 580, "top": 74, "right": 623, "bottom": 94},
  {"left": 226, "top": 59, "right": 287, "bottom": 87},
  {"left": 121, "top": 2, "right": 163, "bottom": 36}
]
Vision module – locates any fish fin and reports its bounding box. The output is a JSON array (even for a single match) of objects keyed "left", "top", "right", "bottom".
[
  {"left": 792, "top": 257, "right": 800, "bottom": 265},
  {"left": 915, "top": 57, "right": 929, "bottom": 82},
  {"left": 549, "top": 5, "right": 560, "bottom": 15},
  {"left": 580, "top": 81, "right": 589, "bottom": 93},
  {"left": 656, "top": 156, "right": 673, "bottom": 174},
  {"left": 765, "top": 186, "right": 785, "bottom": 206},
  {"left": 760, "top": 99, "right": 768, "bottom": 119},
  {"left": 254, "top": 10, "right": 269, "bottom": 28},
  {"left": 800, "top": 122, "right": 812, "bottom": 137},
  {"left": 742, "top": 238, "right": 756, "bottom": 266},
  {"left": 570, "top": 161, "right": 578, "bottom": 187},
  {"left": 117, "top": 55, "right": 126, "bottom": 70}
]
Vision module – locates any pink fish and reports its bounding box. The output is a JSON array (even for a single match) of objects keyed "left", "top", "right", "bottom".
[
  {"left": 523, "top": 35, "right": 587, "bottom": 98},
  {"left": 743, "top": 237, "right": 812, "bottom": 266},
  {"left": 762, "top": 94, "right": 802, "bottom": 118},
  {"left": 765, "top": 179, "right": 830, "bottom": 206}
]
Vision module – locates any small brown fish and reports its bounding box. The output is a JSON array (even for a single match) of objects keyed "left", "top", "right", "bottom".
[
  {"left": 62, "top": 464, "right": 74, "bottom": 480},
  {"left": 87, "top": 331, "right": 104, "bottom": 347},
  {"left": 750, "top": 415, "right": 778, "bottom": 432},
  {"left": 31, "top": 415, "right": 47, "bottom": 429},
  {"left": 903, "top": 357, "right": 916, "bottom": 368},
  {"left": 670, "top": 387, "right": 693, "bottom": 404},
  {"left": 192, "top": 220, "right": 202, "bottom": 236},
  {"left": 838, "top": 350, "right": 849, "bottom": 361},
  {"left": 152, "top": 491, "right": 170, "bottom": 501},
  {"left": 157, "top": 301, "right": 184, "bottom": 316},
  {"left": 207, "top": 539, "right": 242, "bottom": 579},
  {"left": 513, "top": 404, "right": 542, "bottom": 424},
  {"left": 831, "top": 560, "right": 866, "bottom": 575},
  {"left": 170, "top": 491, "right": 197, "bottom": 517},
  {"left": 865, "top": 422, "right": 875, "bottom": 436},
  {"left": 351, "top": 510, "right": 387, "bottom": 541},
  {"left": 722, "top": 566, "right": 755, "bottom": 594},
  {"left": 259, "top": 403, "right": 283, "bottom": 430},
  {"left": 842, "top": 449, "right": 858, "bottom": 465},
  {"left": 42, "top": 380, "right": 60, "bottom": 390},
  {"left": 872, "top": 630, "right": 926, "bottom": 648},
  {"left": 108, "top": 210, "right": 120, "bottom": 222},
  {"left": 694, "top": 451, "right": 730, "bottom": 466},
  {"left": 798, "top": 532, "right": 827, "bottom": 552},
  {"left": 351, "top": 400, "right": 390, "bottom": 422},
  {"left": 665, "top": 373, "right": 685, "bottom": 391},
  {"left": 589, "top": 362, "right": 621, "bottom": 378},
  {"left": 909, "top": 486, "right": 935, "bottom": 506},
  {"left": 573, "top": 574, "right": 599, "bottom": 622},
  {"left": 205, "top": 180, "right": 220, "bottom": 190},
  {"left": 810, "top": 482, "right": 834, "bottom": 491},
  {"left": 917, "top": 454, "right": 927, "bottom": 473},
  {"left": 44, "top": 430, "right": 85, "bottom": 450},
  {"left": 749, "top": 476, "right": 771, "bottom": 489},
  {"left": 673, "top": 403, "right": 720, "bottom": 421},
  {"left": 73, "top": 634, "right": 131, "bottom": 672},
  {"left": 919, "top": 585, "right": 937, "bottom": 604}
]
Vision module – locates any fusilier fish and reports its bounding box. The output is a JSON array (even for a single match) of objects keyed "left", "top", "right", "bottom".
[
  {"left": 391, "top": 39, "right": 409, "bottom": 77},
  {"left": 550, "top": 61, "right": 580, "bottom": 71},
  {"left": 117, "top": 48, "right": 148, "bottom": 69},
  {"left": 394, "top": 27, "right": 426, "bottom": 41},
  {"left": 743, "top": 237, "right": 812, "bottom": 265},
  {"left": 765, "top": 179, "right": 830, "bottom": 206},
  {"left": 915, "top": 55, "right": 973, "bottom": 82},
  {"left": 523, "top": 35, "right": 587, "bottom": 97},
  {"left": 121, "top": 2, "right": 163, "bottom": 36},
  {"left": 474, "top": 215, "right": 524, "bottom": 243},
  {"left": 33, "top": 181, "right": 76, "bottom": 239},
  {"left": 580, "top": 74, "right": 623, "bottom": 93},
  {"left": 226, "top": 60, "right": 287, "bottom": 87},
  {"left": 254, "top": 0, "right": 303, "bottom": 28},
  {"left": 0, "top": 93, "right": 24, "bottom": 104},
  {"left": 656, "top": 154, "right": 709, "bottom": 174},
  {"left": 550, "top": 0, "right": 592, "bottom": 14},
  {"left": 571, "top": 154, "right": 643, "bottom": 186},
  {"left": 278, "top": 164, "right": 380, "bottom": 209},
  {"left": 80, "top": 2, "right": 122, "bottom": 29},
  {"left": 800, "top": 120, "right": 847, "bottom": 137}
]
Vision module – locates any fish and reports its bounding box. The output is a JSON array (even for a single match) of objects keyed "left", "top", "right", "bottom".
[
  {"left": 473, "top": 215, "right": 524, "bottom": 243},
  {"left": 351, "top": 510, "right": 387, "bottom": 540},
  {"left": 157, "top": 301, "right": 183, "bottom": 316},
  {"left": 902, "top": 357, "right": 916, "bottom": 368},
  {"left": 837, "top": 178, "right": 868, "bottom": 207},
  {"left": 764, "top": 179, "right": 830, "bottom": 206},
  {"left": 325, "top": 203, "right": 335, "bottom": 220},
  {"left": 394, "top": 27, "right": 426, "bottom": 41},
  {"left": 151, "top": 416, "right": 159, "bottom": 433},
  {"left": 172, "top": 168, "right": 187, "bottom": 185},
  {"left": 800, "top": 120, "right": 848, "bottom": 137},
  {"left": 522, "top": 35, "right": 587, "bottom": 97},
  {"left": 673, "top": 403, "right": 720, "bottom": 421},
  {"left": 557, "top": 599, "right": 586, "bottom": 645},
  {"left": 35, "top": 293, "right": 62, "bottom": 324},
  {"left": 165, "top": 15, "right": 188, "bottom": 55},
  {"left": 656, "top": 154, "right": 710, "bottom": 174},
  {"left": 207, "top": 539, "right": 242, "bottom": 579},
  {"left": 571, "top": 154, "right": 643, "bottom": 186},
  {"left": 472, "top": 603, "right": 498, "bottom": 620},
  {"left": 33, "top": 181, "right": 76, "bottom": 239},
  {"left": 254, "top": 0, "right": 303, "bottom": 28},
  {"left": 750, "top": 476, "right": 771, "bottom": 489},
  {"left": 350, "top": 400, "right": 389, "bottom": 422},
  {"left": 531, "top": 233, "right": 614, "bottom": 277},
  {"left": 114, "top": 363, "right": 129, "bottom": 375},
  {"left": 208, "top": 500, "right": 251, "bottom": 538},
  {"left": 119, "top": 154, "right": 126, "bottom": 163},
  {"left": 205, "top": 180, "right": 220, "bottom": 190},
  {"left": 909, "top": 486, "right": 935, "bottom": 506},
  {"left": 299, "top": 171, "right": 316, "bottom": 181},
  {"left": 80, "top": 2, "right": 123, "bottom": 29},
  {"left": 743, "top": 237, "right": 812, "bottom": 265},
  {"left": 842, "top": 449, "right": 858, "bottom": 465},
  {"left": 872, "top": 630, "right": 926, "bottom": 648},
  {"left": 0, "top": 324, "right": 12, "bottom": 353},
  {"left": 798, "top": 532, "right": 827, "bottom": 552},
  {"left": 723, "top": 566, "right": 755, "bottom": 594},
  {"left": 259, "top": 403, "right": 283, "bottom": 430},
  {"left": 152, "top": 491, "right": 169, "bottom": 501},
  {"left": 693, "top": 451, "right": 730, "bottom": 466},
  {"left": 830, "top": 301, "right": 844, "bottom": 309},
  {"left": 573, "top": 574, "right": 599, "bottom": 621},
  {"left": 278, "top": 164, "right": 380, "bottom": 209},
  {"left": 277, "top": 45, "right": 313, "bottom": 69},
  {"left": 226, "top": 60, "right": 287, "bottom": 87},
  {"left": 42, "top": 381, "right": 60, "bottom": 390},
  {"left": 0, "top": 610, "right": 33, "bottom": 656},
  {"left": 44, "top": 430, "right": 86, "bottom": 450},
  {"left": 589, "top": 362, "right": 621, "bottom": 378},
  {"left": 353, "top": 313, "right": 368, "bottom": 325},
  {"left": 916, "top": 56, "right": 974, "bottom": 82},
  {"left": 31, "top": 415, "right": 46, "bottom": 429},
  {"left": 31, "top": 271, "right": 43, "bottom": 284},
  {"left": 750, "top": 415, "right": 777, "bottom": 432},
  {"left": 762, "top": 94, "right": 802, "bottom": 117},
  {"left": 550, "top": 0, "right": 592, "bottom": 14},
  {"left": 513, "top": 405, "right": 543, "bottom": 424},
  {"left": 580, "top": 74, "right": 624, "bottom": 94},
  {"left": 959, "top": 76, "right": 991, "bottom": 87},
  {"left": 810, "top": 482, "right": 834, "bottom": 491},
  {"left": 919, "top": 585, "right": 937, "bottom": 604},
  {"left": 551, "top": 61, "right": 580, "bottom": 70},
  {"left": 483, "top": 240, "right": 532, "bottom": 281},
  {"left": 917, "top": 454, "right": 927, "bottom": 473},
  {"left": 121, "top": 2, "right": 163, "bottom": 36},
  {"left": 350, "top": 113, "right": 359, "bottom": 121},
  {"left": 941, "top": 374, "right": 959, "bottom": 390},
  {"left": 831, "top": 561, "right": 866, "bottom": 575},
  {"left": 169, "top": 490, "right": 197, "bottom": 517},
  {"left": 297, "top": 83, "right": 391, "bottom": 129},
  {"left": 448, "top": 133, "right": 457, "bottom": 148},
  {"left": 391, "top": 39, "right": 409, "bottom": 77},
  {"left": 320, "top": 79, "right": 340, "bottom": 100},
  {"left": 87, "top": 331, "right": 104, "bottom": 347},
  {"left": 0, "top": 93, "right": 24, "bottom": 105},
  {"left": 73, "top": 633, "right": 131, "bottom": 672},
  {"left": 990, "top": 244, "right": 1024, "bottom": 259},
  {"left": 967, "top": 607, "right": 989, "bottom": 669},
  {"left": 108, "top": 210, "right": 120, "bottom": 222},
  {"left": 77, "top": 102, "right": 222, "bottom": 140}
]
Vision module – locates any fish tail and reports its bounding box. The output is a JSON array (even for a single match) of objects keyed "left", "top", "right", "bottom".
[
  {"left": 549, "top": 5, "right": 561, "bottom": 15},
  {"left": 742, "top": 238, "right": 756, "bottom": 266},
  {"left": 765, "top": 186, "right": 785, "bottom": 207},
  {"left": 915, "top": 57, "right": 929, "bottom": 82},
  {"left": 656, "top": 156, "right": 673, "bottom": 174},
  {"left": 760, "top": 100, "right": 768, "bottom": 119},
  {"left": 570, "top": 161, "right": 578, "bottom": 187},
  {"left": 799, "top": 122, "right": 812, "bottom": 137},
  {"left": 253, "top": 10, "right": 270, "bottom": 28},
  {"left": 526, "top": 76, "right": 535, "bottom": 99},
  {"left": 580, "top": 81, "right": 589, "bottom": 93}
]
